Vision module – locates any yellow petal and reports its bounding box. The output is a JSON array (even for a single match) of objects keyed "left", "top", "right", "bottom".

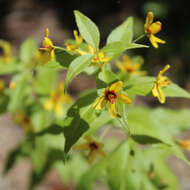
[
  {"left": 73, "top": 30, "right": 83, "bottom": 46},
  {"left": 158, "top": 64, "right": 170, "bottom": 76},
  {"left": 93, "top": 97, "right": 107, "bottom": 110},
  {"left": 149, "top": 34, "right": 166, "bottom": 48},
  {"left": 108, "top": 102, "right": 118, "bottom": 118},
  {"left": 40, "top": 51, "right": 51, "bottom": 64},
  {"left": 55, "top": 103, "right": 64, "bottom": 117},
  {"left": 88, "top": 45, "right": 96, "bottom": 54},
  {"left": 45, "top": 28, "right": 49, "bottom": 37},
  {"left": 149, "top": 21, "right": 162, "bottom": 34},
  {"left": 97, "top": 149, "right": 106, "bottom": 157},
  {"left": 44, "top": 100, "right": 53, "bottom": 110},
  {"left": 117, "top": 93, "right": 132, "bottom": 104},
  {"left": 109, "top": 81, "right": 123, "bottom": 93},
  {"left": 84, "top": 135, "right": 93, "bottom": 143},
  {"left": 61, "top": 94, "right": 73, "bottom": 103},
  {"left": 43, "top": 37, "right": 54, "bottom": 48},
  {"left": 50, "top": 50, "right": 55, "bottom": 61},
  {"left": 178, "top": 140, "right": 190, "bottom": 150},
  {"left": 159, "top": 76, "right": 171, "bottom": 87},
  {"left": 152, "top": 83, "right": 159, "bottom": 98},
  {"left": 157, "top": 86, "right": 165, "bottom": 104},
  {"left": 116, "top": 60, "right": 125, "bottom": 72},
  {"left": 73, "top": 143, "right": 89, "bottom": 150},
  {"left": 144, "top": 12, "right": 154, "bottom": 31},
  {"left": 88, "top": 150, "right": 97, "bottom": 164}
]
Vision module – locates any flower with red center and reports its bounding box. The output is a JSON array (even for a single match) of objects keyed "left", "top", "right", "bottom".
[
  {"left": 144, "top": 12, "right": 166, "bottom": 48},
  {"left": 74, "top": 135, "right": 106, "bottom": 164},
  {"left": 93, "top": 81, "right": 131, "bottom": 118}
]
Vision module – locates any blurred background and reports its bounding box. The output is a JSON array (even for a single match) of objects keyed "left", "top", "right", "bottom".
[{"left": 0, "top": 0, "right": 190, "bottom": 189}]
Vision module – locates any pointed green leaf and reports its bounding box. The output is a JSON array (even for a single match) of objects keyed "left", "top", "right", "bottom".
[
  {"left": 55, "top": 49, "right": 78, "bottom": 68},
  {"left": 127, "top": 106, "right": 174, "bottom": 145},
  {"left": 124, "top": 43, "right": 149, "bottom": 50},
  {"left": 106, "top": 142, "right": 130, "bottom": 190},
  {"left": 164, "top": 82, "right": 190, "bottom": 98},
  {"left": 74, "top": 10, "right": 100, "bottom": 48},
  {"left": 107, "top": 17, "right": 133, "bottom": 44},
  {"left": 65, "top": 54, "right": 93, "bottom": 90},
  {"left": 124, "top": 76, "right": 155, "bottom": 97},
  {"left": 20, "top": 38, "right": 37, "bottom": 63}
]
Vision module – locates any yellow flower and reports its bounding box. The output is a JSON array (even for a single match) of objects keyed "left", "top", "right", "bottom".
[
  {"left": 65, "top": 31, "right": 110, "bottom": 66},
  {"left": 9, "top": 81, "right": 16, "bottom": 89},
  {"left": 65, "top": 30, "right": 83, "bottom": 51},
  {"left": 116, "top": 55, "right": 146, "bottom": 75},
  {"left": 152, "top": 65, "right": 171, "bottom": 104},
  {"left": 44, "top": 82, "right": 73, "bottom": 117},
  {"left": 0, "top": 40, "right": 11, "bottom": 63},
  {"left": 93, "top": 81, "right": 131, "bottom": 117},
  {"left": 13, "top": 111, "right": 33, "bottom": 133},
  {"left": 144, "top": 12, "right": 166, "bottom": 48},
  {"left": 74, "top": 135, "right": 106, "bottom": 164},
  {"left": 177, "top": 139, "right": 190, "bottom": 151},
  {"left": 76, "top": 44, "right": 110, "bottom": 67},
  {"left": 39, "top": 28, "right": 55, "bottom": 64},
  {"left": 0, "top": 79, "right": 5, "bottom": 93}
]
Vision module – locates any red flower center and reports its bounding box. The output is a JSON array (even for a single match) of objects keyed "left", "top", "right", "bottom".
[
  {"left": 147, "top": 28, "right": 152, "bottom": 36},
  {"left": 89, "top": 142, "right": 98, "bottom": 151},
  {"left": 105, "top": 90, "right": 117, "bottom": 104}
]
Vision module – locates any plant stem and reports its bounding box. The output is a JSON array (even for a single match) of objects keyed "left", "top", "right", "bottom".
[
  {"left": 117, "top": 117, "right": 131, "bottom": 137},
  {"left": 54, "top": 46, "right": 67, "bottom": 51},
  {"left": 133, "top": 34, "right": 145, "bottom": 43}
]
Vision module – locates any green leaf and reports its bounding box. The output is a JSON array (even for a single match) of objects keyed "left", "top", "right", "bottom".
[
  {"left": 87, "top": 111, "right": 112, "bottom": 135},
  {"left": 127, "top": 106, "right": 174, "bottom": 145},
  {"left": 124, "top": 76, "right": 155, "bottom": 98},
  {"left": 34, "top": 68, "right": 58, "bottom": 95},
  {"left": 0, "top": 94, "right": 9, "bottom": 113},
  {"left": 74, "top": 10, "right": 100, "bottom": 48},
  {"left": 101, "top": 41, "right": 125, "bottom": 54},
  {"left": 98, "top": 69, "right": 119, "bottom": 87},
  {"left": 55, "top": 49, "right": 78, "bottom": 68},
  {"left": 163, "top": 82, "right": 190, "bottom": 98},
  {"left": 65, "top": 54, "right": 93, "bottom": 90},
  {"left": 107, "top": 17, "right": 133, "bottom": 44},
  {"left": 56, "top": 154, "right": 88, "bottom": 185},
  {"left": 155, "top": 143, "right": 190, "bottom": 166},
  {"left": 106, "top": 142, "right": 130, "bottom": 190},
  {"left": 123, "top": 144, "right": 144, "bottom": 190},
  {"left": 124, "top": 43, "right": 149, "bottom": 50},
  {"left": 7, "top": 73, "right": 28, "bottom": 112},
  {"left": 63, "top": 110, "right": 89, "bottom": 153},
  {"left": 77, "top": 142, "right": 130, "bottom": 190},
  {"left": 4, "top": 138, "right": 34, "bottom": 174},
  {"left": 152, "top": 108, "right": 190, "bottom": 135},
  {"left": 20, "top": 38, "right": 37, "bottom": 63},
  {"left": 4, "top": 145, "right": 24, "bottom": 174},
  {"left": 0, "top": 60, "right": 18, "bottom": 75},
  {"left": 77, "top": 159, "right": 106, "bottom": 190}
]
